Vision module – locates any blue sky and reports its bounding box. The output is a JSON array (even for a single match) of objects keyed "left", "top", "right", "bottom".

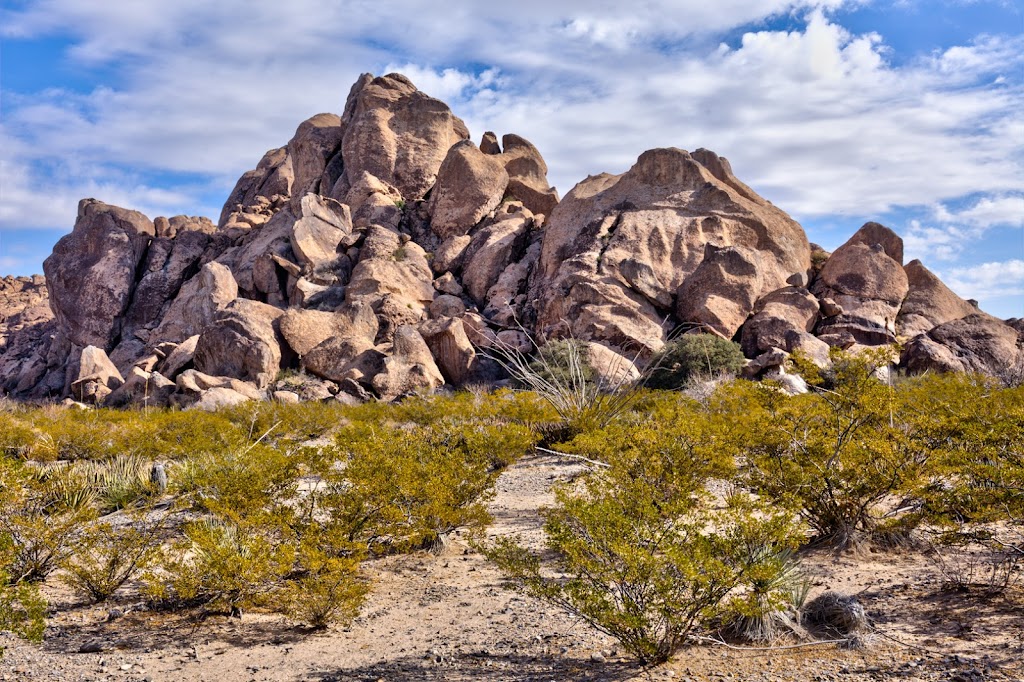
[{"left": 1, "top": 0, "right": 1022, "bottom": 317}]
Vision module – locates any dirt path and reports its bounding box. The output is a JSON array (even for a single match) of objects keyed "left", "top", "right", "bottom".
[{"left": 2, "top": 453, "right": 1022, "bottom": 681}]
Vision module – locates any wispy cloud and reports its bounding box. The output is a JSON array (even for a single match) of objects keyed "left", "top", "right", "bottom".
[{"left": 943, "top": 259, "right": 1024, "bottom": 302}]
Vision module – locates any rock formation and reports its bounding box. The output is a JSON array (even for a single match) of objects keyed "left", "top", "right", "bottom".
[{"left": 0, "top": 72, "right": 1019, "bottom": 406}]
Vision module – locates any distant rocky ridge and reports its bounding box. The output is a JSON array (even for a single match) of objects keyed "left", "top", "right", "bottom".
[{"left": 1, "top": 72, "right": 1021, "bottom": 407}]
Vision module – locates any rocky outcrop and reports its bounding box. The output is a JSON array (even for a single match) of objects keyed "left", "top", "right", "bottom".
[
  {"left": 533, "top": 147, "right": 810, "bottom": 354},
  {"left": 44, "top": 200, "right": 155, "bottom": 350},
  {"left": 428, "top": 141, "right": 509, "bottom": 240},
  {"left": 0, "top": 72, "right": 1012, "bottom": 405},
  {"left": 334, "top": 73, "right": 469, "bottom": 202},
  {"left": 896, "top": 260, "right": 979, "bottom": 339},
  {"left": 901, "top": 314, "right": 1023, "bottom": 376},
  {"left": 812, "top": 223, "right": 908, "bottom": 348}
]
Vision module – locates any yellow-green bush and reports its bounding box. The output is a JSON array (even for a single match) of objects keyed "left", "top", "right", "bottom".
[
  {"left": 485, "top": 415, "right": 804, "bottom": 663},
  {"left": 61, "top": 519, "right": 162, "bottom": 603}
]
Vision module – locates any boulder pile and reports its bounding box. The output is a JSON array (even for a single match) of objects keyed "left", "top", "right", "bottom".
[{"left": 0, "top": 73, "right": 1019, "bottom": 407}]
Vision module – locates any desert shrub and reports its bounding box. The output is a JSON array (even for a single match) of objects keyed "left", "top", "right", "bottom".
[
  {"left": 78, "top": 454, "right": 153, "bottom": 513},
  {"left": 0, "top": 461, "right": 96, "bottom": 583},
  {"left": 327, "top": 421, "right": 506, "bottom": 552},
  {"left": 646, "top": 334, "right": 745, "bottom": 390},
  {"left": 721, "top": 545, "right": 809, "bottom": 643},
  {"left": 0, "top": 414, "right": 36, "bottom": 458},
  {"left": 148, "top": 518, "right": 295, "bottom": 613},
  {"left": 736, "top": 346, "right": 932, "bottom": 549},
  {"left": 173, "top": 441, "right": 303, "bottom": 523},
  {"left": 281, "top": 530, "right": 368, "bottom": 629},
  {"left": 0, "top": 536, "right": 46, "bottom": 658},
  {"left": 61, "top": 519, "right": 162, "bottom": 603},
  {"left": 485, "top": 418, "right": 804, "bottom": 663},
  {"left": 524, "top": 339, "right": 596, "bottom": 388},
  {"left": 137, "top": 410, "right": 243, "bottom": 460}
]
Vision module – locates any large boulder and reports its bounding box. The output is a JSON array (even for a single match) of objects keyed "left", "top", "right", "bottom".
[
  {"left": 289, "top": 194, "right": 352, "bottom": 270},
  {"left": 461, "top": 209, "right": 533, "bottom": 307},
  {"left": 370, "top": 325, "right": 444, "bottom": 400},
  {"left": 345, "top": 225, "right": 435, "bottom": 338},
  {"left": 43, "top": 199, "right": 155, "bottom": 350},
  {"left": 676, "top": 243, "right": 763, "bottom": 339},
  {"left": 492, "top": 133, "right": 559, "bottom": 219},
  {"left": 218, "top": 147, "right": 292, "bottom": 229},
  {"left": 533, "top": 147, "right": 810, "bottom": 355},
  {"left": 70, "top": 345, "right": 124, "bottom": 404},
  {"left": 896, "top": 260, "right": 979, "bottom": 339},
  {"left": 813, "top": 223, "right": 908, "bottom": 347},
  {"left": 334, "top": 73, "right": 469, "bottom": 202},
  {"left": 285, "top": 113, "right": 345, "bottom": 210},
  {"left": 428, "top": 140, "right": 509, "bottom": 240},
  {"left": 740, "top": 286, "right": 820, "bottom": 356},
  {"left": 419, "top": 317, "right": 476, "bottom": 385},
  {"left": 281, "top": 303, "right": 378, "bottom": 358},
  {"left": 150, "top": 262, "right": 239, "bottom": 344},
  {"left": 901, "top": 314, "right": 1023, "bottom": 376},
  {"left": 193, "top": 299, "right": 286, "bottom": 388}
]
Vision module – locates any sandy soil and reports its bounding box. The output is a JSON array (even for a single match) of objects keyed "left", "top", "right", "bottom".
[{"left": 2, "top": 452, "right": 1022, "bottom": 681}]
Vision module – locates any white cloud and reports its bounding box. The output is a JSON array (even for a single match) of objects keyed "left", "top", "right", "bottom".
[
  {"left": 943, "top": 259, "right": 1024, "bottom": 302},
  {"left": 934, "top": 195, "right": 1024, "bottom": 228},
  {"left": 0, "top": 0, "right": 1021, "bottom": 248}
]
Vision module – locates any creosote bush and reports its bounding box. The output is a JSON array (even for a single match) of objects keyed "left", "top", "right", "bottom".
[
  {"left": 485, "top": 407, "right": 805, "bottom": 663},
  {"left": 61, "top": 519, "right": 162, "bottom": 603}
]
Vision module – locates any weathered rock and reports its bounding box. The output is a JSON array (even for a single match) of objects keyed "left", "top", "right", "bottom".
[
  {"left": 534, "top": 147, "right": 809, "bottom": 355},
  {"left": 901, "top": 313, "right": 1023, "bottom": 375},
  {"left": 222, "top": 207, "right": 299, "bottom": 298},
  {"left": 189, "top": 386, "right": 253, "bottom": 411},
  {"left": 175, "top": 369, "right": 263, "bottom": 401},
  {"left": 151, "top": 262, "right": 239, "bottom": 344},
  {"left": 289, "top": 194, "right": 352, "bottom": 269},
  {"left": 495, "top": 330, "right": 532, "bottom": 354},
  {"left": 431, "top": 235, "right": 473, "bottom": 274},
  {"left": 677, "top": 243, "right": 764, "bottom": 339},
  {"left": 480, "top": 131, "right": 501, "bottom": 155},
  {"left": 106, "top": 367, "right": 176, "bottom": 408},
  {"left": 462, "top": 211, "right": 532, "bottom": 306},
  {"left": 193, "top": 299, "right": 285, "bottom": 388},
  {"left": 483, "top": 242, "right": 541, "bottom": 327},
  {"left": 371, "top": 325, "right": 444, "bottom": 400},
  {"left": 740, "top": 286, "right": 820, "bottom": 356},
  {"left": 44, "top": 199, "right": 155, "bottom": 350},
  {"left": 896, "top": 260, "right": 979, "bottom": 339},
  {"left": 419, "top": 317, "right": 476, "bottom": 385},
  {"left": 71, "top": 345, "right": 124, "bottom": 403},
  {"left": 813, "top": 224, "right": 908, "bottom": 347},
  {"left": 496, "top": 134, "right": 559, "bottom": 218},
  {"left": 281, "top": 303, "right": 378, "bottom": 358},
  {"left": 336, "top": 73, "right": 469, "bottom": 202},
  {"left": 157, "top": 335, "right": 200, "bottom": 379},
  {"left": 346, "top": 226, "right": 434, "bottom": 333},
  {"left": 433, "top": 272, "right": 463, "bottom": 296},
  {"left": 338, "top": 172, "right": 404, "bottom": 230},
  {"left": 218, "top": 147, "right": 292, "bottom": 228},
  {"left": 430, "top": 294, "right": 466, "bottom": 319},
  {"left": 586, "top": 342, "right": 640, "bottom": 386},
  {"left": 120, "top": 229, "right": 210, "bottom": 344},
  {"left": 428, "top": 140, "right": 509, "bottom": 240},
  {"left": 286, "top": 113, "right": 345, "bottom": 209},
  {"left": 273, "top": 390, "right": 301, "bottom": 404}
]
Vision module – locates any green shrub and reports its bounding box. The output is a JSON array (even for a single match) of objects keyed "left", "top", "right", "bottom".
[
  {"left": 0, "top": 535, "right": 46, "bottom": 658},
  {"left": 736, "top": 346, "right": 932, "bottom": 549},
  {"left": 485, "top": 417, "right": 803, "bottom": 663},
  {"left": 646, "top": 334, "right": 745, "bottom": 390},
  {"left": 327, "top": 421, "right": 506, "bottom": 552},
  {"left": 61, "top": 519, "right": 162, "bottom": 603},
  {"left": 148, "top": 518, "right": 295, "bottom": 613},
  {"left": 281, "top": 530, "right": 368, "bottom": 629}
]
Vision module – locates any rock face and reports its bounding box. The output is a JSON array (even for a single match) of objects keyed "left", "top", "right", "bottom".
[
  {"left": 335, "top": 73, "right": 469, "bottom": 202},
  {"left": 902, "top": 314, "right": 1023, "bottom": 376},
  {"left": 896, "top": 260, "right": 979, "bottom": 339},
  {"left": 812, "top": 224, "right": 908, "bottom": 348},
  {"left": 533, "top": 147, "right": 810, "bottom": 354},
  {"left": 0, "top": 72, "right": 1013, "bottom": 405},
  {"left": 44, "top": 200, "right": 155, "bottom": 350}
]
